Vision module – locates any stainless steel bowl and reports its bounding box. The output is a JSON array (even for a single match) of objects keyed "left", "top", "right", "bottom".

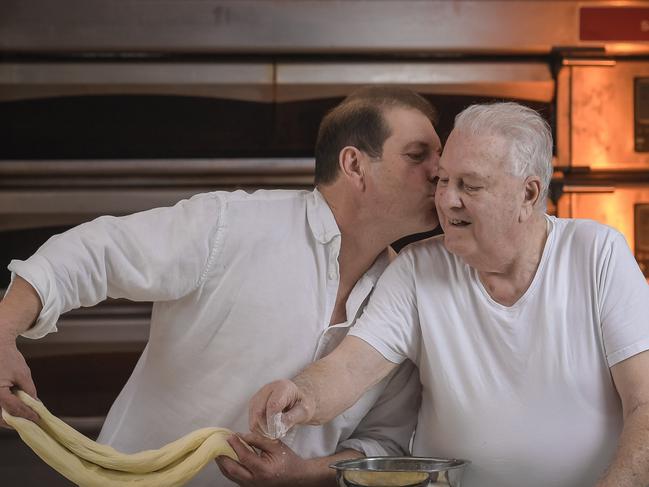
[{"left": 330, "top": 456, "right": 469, "bottom": 487}]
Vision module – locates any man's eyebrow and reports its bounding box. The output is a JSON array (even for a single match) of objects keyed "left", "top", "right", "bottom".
[
  {"left": 459, "top": 170, "right": 488, "bottom": 179},
  {"left": 439, "top": 166, "right": 487, "bottom": 180},
  {"left": 403, "top": 141, "right": 434, "bottom": 150}
]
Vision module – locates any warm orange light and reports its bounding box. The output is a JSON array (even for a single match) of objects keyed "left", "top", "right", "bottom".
[{"left": 557, "top": 186, "right": 649, "bottom": 254}]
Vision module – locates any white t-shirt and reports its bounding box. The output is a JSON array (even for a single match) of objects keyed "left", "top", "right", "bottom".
[
  {"left": 10, "top": 189, "right": 421, "bottom": 487},
  {"left": 350, "top": 216, "right": 649, "bottom": 487}
]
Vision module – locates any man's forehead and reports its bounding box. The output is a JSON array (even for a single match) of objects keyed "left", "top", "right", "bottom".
[
  {"left": 384, "top": 107, "right": 439, "bottom": 145},
  {"left": 442, "top": 132, "right": 508, "bottom": 166},
  {"left": 439, "top": 160, "right": 493, "bottom": 179},
  {"left": 448, "top": 129, "right": 508, "bottom": 150},
  {"left": 384, "top": 105, "right": 434, "bottom": 126}
]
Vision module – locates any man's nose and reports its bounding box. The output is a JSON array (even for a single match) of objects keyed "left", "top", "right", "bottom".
[
  {"left": 437, "top": 183, "right": 462, "bottom": 209},
  {"left": 425, "top": 155, "right": 440, "bottom": 182}
]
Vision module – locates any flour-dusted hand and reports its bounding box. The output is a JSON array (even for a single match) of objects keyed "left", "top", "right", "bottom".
[
  {"left": 216, "top": 433, "right": 314, "bottom": 487},
  {"left": 0, "top": 335, "right": 38, "bottom": 427},
  {"left": 248, "top": 379, "right": 314, "bottom": 438}
]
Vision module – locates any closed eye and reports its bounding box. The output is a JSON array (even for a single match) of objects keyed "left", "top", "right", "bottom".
[
  {"left": 406, "top": 152, "right": 426, "bottom": 162},
  {"left": 463, "top": 184, "right": 481, "bottom": 192}
]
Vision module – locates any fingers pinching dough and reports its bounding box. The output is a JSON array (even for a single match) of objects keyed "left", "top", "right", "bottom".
[{"left": 1, "top": 390, "right": 244, "bottom": 487}]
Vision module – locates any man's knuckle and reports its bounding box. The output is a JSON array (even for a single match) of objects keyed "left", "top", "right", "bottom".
[{"left": 267, "top": 398, "right": 281, "bottom": 410}]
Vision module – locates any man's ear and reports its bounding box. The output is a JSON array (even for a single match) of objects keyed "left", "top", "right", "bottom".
[
  {"left": 339, "top": 146, "right": 366, "bottom": 190},
  {"left": 519, "top": 176, "right": 542, "bottom": 222}
]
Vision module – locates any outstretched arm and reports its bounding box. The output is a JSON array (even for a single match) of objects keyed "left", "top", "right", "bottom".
[{"left": 249, "top": 336, "right": 398, "bottom": 435}]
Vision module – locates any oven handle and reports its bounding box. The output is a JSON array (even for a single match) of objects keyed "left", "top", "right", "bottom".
[
  {"left": 0, "top": 62, "right": 274, "bottom": 103},
  {"left": 0, "top": 61, "right": 554, "bottom": 104}
]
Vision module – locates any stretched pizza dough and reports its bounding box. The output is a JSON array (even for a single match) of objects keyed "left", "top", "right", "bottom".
[{"left": 2, "top": 390, "right": 245, "bottom": 486}]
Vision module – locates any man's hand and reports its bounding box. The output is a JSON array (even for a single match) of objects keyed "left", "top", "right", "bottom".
[
  {"left": 0, "top": 334, "right": 39, "bottom": 428},
  {"left": 216, "top": 433, "right": 313, "bottom": 487},
  {"left": 0, "top": 276, "right": 43, "bottom": 428},
  {"left": 248, "top": 379, "right": 314, "bottom": 438}
]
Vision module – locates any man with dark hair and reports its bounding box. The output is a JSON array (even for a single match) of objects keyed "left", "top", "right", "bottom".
[{"left": 0, "top": 86, "right": 442, "bottom": 486}]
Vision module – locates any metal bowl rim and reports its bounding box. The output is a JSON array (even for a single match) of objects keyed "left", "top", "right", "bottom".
[{"left": 330, "top": 456, "right": 470, "bottom": 473}]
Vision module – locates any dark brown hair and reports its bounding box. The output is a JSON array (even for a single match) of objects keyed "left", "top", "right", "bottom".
[{"left": 314, "top": 86, "right": 437, "bottom": 185}]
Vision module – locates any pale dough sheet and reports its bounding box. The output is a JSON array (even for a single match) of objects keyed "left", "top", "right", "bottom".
[{"left": 2, "top": 390, "right": 243, "bottom": 487}]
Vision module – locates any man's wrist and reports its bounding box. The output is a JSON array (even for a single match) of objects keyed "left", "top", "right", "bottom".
[
  {"left": 0, "top": 321, "right": 21, "bottom": 342},
  {"left": 291, "top": 377, "right": 317, "bottom": 424},
  {"left": 299, "top": 457, "right": 338, "bottom": 487},
  {"left": 300, "top": 449, "right": 364, "bottom": 487},
  {"left": 0, "top": 304, "right": 28, "bottom": 339},
  {"left": 0, "top": 276, "right": 42, "bottom": 338},
  {"left": 0, "top": 310, "right": 31, "bottom": 342}
]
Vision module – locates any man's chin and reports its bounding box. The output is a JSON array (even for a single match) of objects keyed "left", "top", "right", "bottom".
[{"left": 442, "top": 235, "right": 466, "bottom": 255}]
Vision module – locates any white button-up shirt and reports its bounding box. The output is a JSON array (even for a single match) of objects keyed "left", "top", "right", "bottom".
[{"left": 10, "top": 189, "right": 421, "bottom": 487}]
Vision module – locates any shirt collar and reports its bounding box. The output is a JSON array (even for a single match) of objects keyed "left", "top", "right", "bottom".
[
  {"left": 307, "top": 188, "right": 392, "bottom": 282},
  {"left": 338, "top": 249, "right": 391, "bottom": 329},
  {"left": 364, "top": 250, "right": 391, "bottom": 285},
  {"left": 307, "top": 188, "right": 341, "bottom": 244}
]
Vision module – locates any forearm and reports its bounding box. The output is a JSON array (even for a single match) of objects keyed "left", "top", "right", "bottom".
[
  {"left": 299, "top": 449, "right": 364, "bottom": 487},
  {"left": 293, "top": 356, "right": 368, "bottom": 425},
  {"left": 250, "top": 337, "right": 397, "bottom": 434},
  {"left": 0, "top": 277, "right": 42, "bottom": 338},
  {"left": 597, "top": 403, "right": 649, "bottom": 487},
  {"left": 294, "top": 337, "right": 396, "bottom": 425}
]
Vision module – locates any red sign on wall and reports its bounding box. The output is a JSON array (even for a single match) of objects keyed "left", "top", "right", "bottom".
[{"left": 580, "top": 7, "right": 649, "bottom": 41}]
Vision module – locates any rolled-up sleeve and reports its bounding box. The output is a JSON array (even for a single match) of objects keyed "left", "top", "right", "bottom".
[
  {"left": 337, "top": 359, "right": 421, "bottom": 456},
  {"left": 8, "top": 192, "right": 225, "bottom": 339}
]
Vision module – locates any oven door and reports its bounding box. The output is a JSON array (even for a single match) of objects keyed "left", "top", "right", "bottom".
[
  {"left": 556, "top": 59, "right": 649, "bottom": 170},
  {"left": 555, "top": 183, "right": 649, "bottom": 281},
  {"left": 554, "top": 58, "right": 649, "bottom": 279}
]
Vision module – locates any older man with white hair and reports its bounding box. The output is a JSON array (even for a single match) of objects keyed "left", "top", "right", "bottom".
[{"left": 248, "top": 102, "right": 649, "bottom": 487}]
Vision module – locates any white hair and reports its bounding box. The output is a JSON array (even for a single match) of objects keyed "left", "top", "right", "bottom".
[{"left": 453, "top": 102, "right": 553, "bottom": 208}]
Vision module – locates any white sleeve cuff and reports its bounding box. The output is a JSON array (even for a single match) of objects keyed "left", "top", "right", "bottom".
[
  {"left": 8, "top": 257, "right": 62, "bottom": 339},
  {"left": 607, "top": 337, "right": 649, "bottom": 367},
  {"left": 347, "top": 331, "right": 405, "bottom": 365}
]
